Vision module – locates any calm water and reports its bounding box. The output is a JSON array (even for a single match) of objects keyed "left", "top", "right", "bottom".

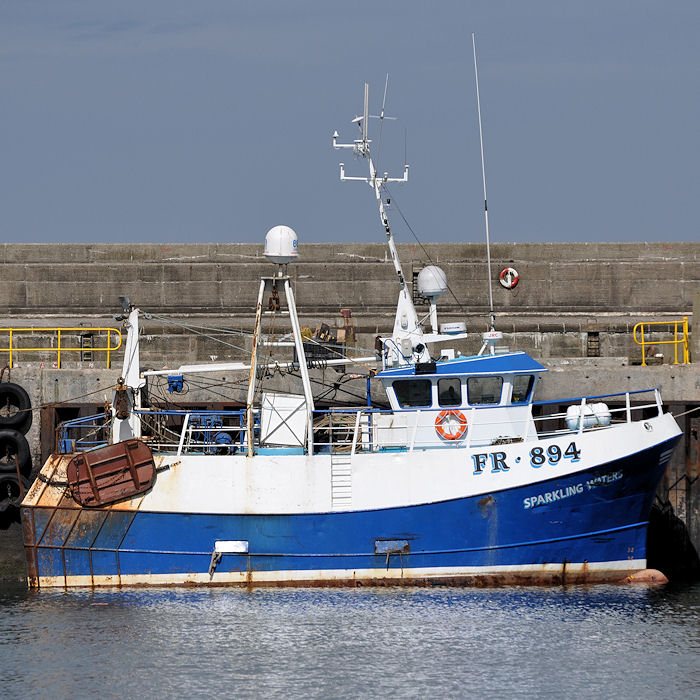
[{"left": 0, "top": 582, "right": 698, "bottom": 699}]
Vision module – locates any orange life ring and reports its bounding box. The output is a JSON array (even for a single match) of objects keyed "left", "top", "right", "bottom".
[
  {"left": 499, "top": 267, "right": 519, "bottom": 289},
  {"left": 434, "top": 410, "right": 468, "bottom": 440}
]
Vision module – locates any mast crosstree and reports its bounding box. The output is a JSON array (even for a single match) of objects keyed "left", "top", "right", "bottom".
[{"left": 333, "top": 82, "right": 467, "bottom": 367}]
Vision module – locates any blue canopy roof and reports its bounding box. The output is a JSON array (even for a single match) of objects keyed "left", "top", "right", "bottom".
[{"left": 377, "top": 351, "right": 547, "bottom": 379}]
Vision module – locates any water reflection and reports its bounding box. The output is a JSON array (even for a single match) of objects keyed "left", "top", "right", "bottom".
[{"left": 0, "top": 582, "right": 698, "bottom": 698}]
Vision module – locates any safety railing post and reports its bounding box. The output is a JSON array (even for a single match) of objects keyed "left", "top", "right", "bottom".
[
  {"left": 177, "top": 413, "right": 191, "bottom": 456},
  {"left": 107, "top": 330, "right": 111, "bottom": 369},
  {"left": 578, "top": 397, "right": 587, "bottom": 435},
  {"left": 465, "top": 407, "right": 476, "bottom": 448},
  {"left": 8, "top": 330, "right": 13, "bottom": 369},
  {"left": 683, "top": 317, "right": 690, "bottom": 364},
  {"left": 524, "top": 405, "right": 534, "bottom": 440},
  {"left": 409, "top": 410, "right": 420, "bottom": 452},
  {"left": 673, "top": 321, "right": 679, "bottom": 365},
  {"left": 57, "top": 330, "right": 61, "bottom": 369},
  {"left": 351, "top": 410, "right": 362, "bottom": 457},
  {"left": 640, "top": 324, "right": 647, "bottom": 366}
]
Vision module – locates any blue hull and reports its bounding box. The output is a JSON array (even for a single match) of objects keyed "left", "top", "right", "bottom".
[{"left": 23, "top": 437, "right": 678, "bottom": 586}]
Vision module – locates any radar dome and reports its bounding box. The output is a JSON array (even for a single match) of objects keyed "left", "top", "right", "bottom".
[
  {"left": 417, "top": 265, "right": 448, "bottom": 300},
  {"left": 264, "top": 225, "right": 299, "bottom": 264}
]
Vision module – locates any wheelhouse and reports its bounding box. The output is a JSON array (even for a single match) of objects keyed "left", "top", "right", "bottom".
[{"left": 377, "top": 352, "right": 546, "bottom": 412}]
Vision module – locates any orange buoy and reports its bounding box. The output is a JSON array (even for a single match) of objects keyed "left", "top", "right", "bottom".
[{"left": 434, "top": 410, "right": 468, "bottom": 440}]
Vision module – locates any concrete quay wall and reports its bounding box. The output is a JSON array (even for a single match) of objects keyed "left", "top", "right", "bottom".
[
  {"left": 1, "top": 241, "right": 697, "bottom": 316},
  {"left": 1, "top": 241, "right": 697, "bottom": 367}
]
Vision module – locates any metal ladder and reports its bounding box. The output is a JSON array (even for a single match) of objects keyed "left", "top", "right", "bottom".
[{"left": 329, "top": 412, "right": 354, "bottom": 510}]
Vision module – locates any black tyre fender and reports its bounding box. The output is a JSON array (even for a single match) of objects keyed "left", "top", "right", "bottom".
[
  {"left": 0, "top": 429, "right": 32, "bottom": 478},
  {"left": 0, "top": 382, "right": 32, "bottom": 434},
  {"left": 0, "top": 472, "right": 30, "bottom": 513}
]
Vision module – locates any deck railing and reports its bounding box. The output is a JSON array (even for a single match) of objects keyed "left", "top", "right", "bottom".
[
  {"left": 56, "top": 388, "right": 663, "bottom": 456},
  {"left": 0, "top": 327, "right": 122, "bottom": 369},
  {"left": 633, "top": 317, "right": 690, "bottom": 366}
]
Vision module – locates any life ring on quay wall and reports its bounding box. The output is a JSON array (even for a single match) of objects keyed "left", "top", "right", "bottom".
[
  {"left": 434, "top": 410, "right": 468, "bottom": 440},
  {"left": 499, "top": 267, "right": 519, "bottom": 289}
]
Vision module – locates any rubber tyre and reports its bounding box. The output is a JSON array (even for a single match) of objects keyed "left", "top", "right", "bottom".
[
  {"left": 0, "top": 473, "right": 29, "bottom": 513},
  {"left": 0, "top": 382, "right": 32, "bottom": 434},
  {"left": 0, "top": 429, "right": 32, "bottom": 478}
]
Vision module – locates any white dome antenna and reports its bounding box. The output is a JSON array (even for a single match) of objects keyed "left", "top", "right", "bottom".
[
  {"left": 417, "top": 266, "right": 447, "bottom": 300},
  {"left": 417, "top": 266, "right": 448, "bottom": 334},
  {"left": 264, "top": 225, "right": 299, "bottom": 274}
]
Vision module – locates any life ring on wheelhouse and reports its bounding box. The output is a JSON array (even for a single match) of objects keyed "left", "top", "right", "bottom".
[
  {"left": 499, "top": 267, "right": 519, "bottom": 289},
  {"left": 434, "top": 410, "right": 468, "bottom": 440}
]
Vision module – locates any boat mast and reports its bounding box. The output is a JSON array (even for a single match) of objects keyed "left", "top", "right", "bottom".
[
  {"left": 333, "top": 83, "right": 410, "bottom": 293},
  {"left": 333, "top": 83, "right": 429, "bottom": 366}
]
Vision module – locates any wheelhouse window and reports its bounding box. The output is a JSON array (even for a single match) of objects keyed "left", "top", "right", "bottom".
[
  {"left": 392, "top": 379, "right": 432, "bottom": 407},
  {"left": 438, "top": 378, "right": 462, "bottom": 407},
  {"left": 467, "top": 376, "right": 503, "bottom": 405},
  {"left": 511, "top": 374, "right": 535, "bottom": 404}
]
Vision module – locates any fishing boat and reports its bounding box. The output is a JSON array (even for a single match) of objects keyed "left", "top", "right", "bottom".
[{"left": 21, "top": 83, "right": 682, "bottom": 588}]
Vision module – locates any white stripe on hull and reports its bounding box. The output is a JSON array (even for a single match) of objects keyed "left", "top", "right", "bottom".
[{"left": 38, "top": 559, "right": 647, "bottom": 588}]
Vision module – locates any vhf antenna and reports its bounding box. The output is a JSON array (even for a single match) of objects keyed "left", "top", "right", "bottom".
[
  {"left": 333, "top": 81, "right": 409, "bottom": 295},
  {"left": 473, "top": 34, "right": 502, "bottom": 356}
]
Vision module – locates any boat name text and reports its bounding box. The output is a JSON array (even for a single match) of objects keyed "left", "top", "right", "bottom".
[{"left": 523, "top": 470, "right": 623, "bottom": 509}]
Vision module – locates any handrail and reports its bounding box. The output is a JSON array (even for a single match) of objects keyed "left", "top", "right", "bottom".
[
  {"left": 58, "top": 387, "right": 663, "bottom": 455},
  {"left": 531, "top": 388, "right": 657, "bottom": 407},
  {"left": 633, "top": 317, "right": 689, "bottom": 366},
  {"left": 0, "top": 327, "right": 122, "bottom": 369}
]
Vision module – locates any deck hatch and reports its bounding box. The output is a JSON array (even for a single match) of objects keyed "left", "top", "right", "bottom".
[{"left": 66, "top": 439, "right": 156, "bottom": 506}]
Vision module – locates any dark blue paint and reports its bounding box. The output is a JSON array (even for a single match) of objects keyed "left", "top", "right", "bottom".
[{"left": 93, "top": 511, "right": 133, "bottom": 550}]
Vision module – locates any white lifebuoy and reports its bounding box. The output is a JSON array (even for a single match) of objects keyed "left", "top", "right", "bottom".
[{"left": 499, "top": 267, "right": 519, "bottom": 289}]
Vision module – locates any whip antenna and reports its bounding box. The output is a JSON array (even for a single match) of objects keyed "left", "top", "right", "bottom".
[
  {"left": 473, "top": 33, "right": 495, "bottom": 330},
  {"left": 376, "top": 73, "right": 390, "bottom": 169},
  {"left": 473, "top": 34, "right": 502, "bottom": 355}
]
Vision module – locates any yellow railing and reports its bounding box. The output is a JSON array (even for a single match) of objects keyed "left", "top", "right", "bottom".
[
  {"left": 0, "top": 327, "right": 122, "bottom": 369},
  {"left": 633, "top": 317, "right": 689, "bottom": 366}
]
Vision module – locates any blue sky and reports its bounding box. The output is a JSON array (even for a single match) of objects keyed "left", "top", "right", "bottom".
[{"left": 1, "top": 1, "right": 698, "bottom": 244}]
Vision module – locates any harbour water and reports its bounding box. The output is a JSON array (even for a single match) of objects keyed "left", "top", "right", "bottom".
[{"left": 0, "top": 581, "right": 698, "bottom": 698}]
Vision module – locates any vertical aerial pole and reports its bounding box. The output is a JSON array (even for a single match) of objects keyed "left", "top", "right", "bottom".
[
  {"left": 472, "top": 33, "right": 496, "bottom": 332},
  {"left": 362, "top": 82, "right": 369, "bottom": 143},
  {"left": 473, "top": 34, "right": 504, "bottom": 357}
]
